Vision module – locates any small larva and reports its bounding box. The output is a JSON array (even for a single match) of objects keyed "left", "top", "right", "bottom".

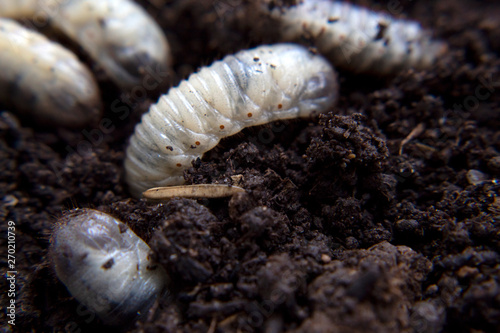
[
  {"left": 0, "top": 18, "right": 101, "bottom": 128},
  {"left": 49, "top": 209, "right": 168, "bottom": 325},
  {"left": 124, "top": 43, "right": 338, "bottom": 197},
  {"left": 0, "top": 0, "right": 171, "bottom": 89},
  {"left": 272, "top": 0, "right": 447, "bottom": 74},
  {"left": 143, "top": 184, "right": 246, "bottom": 201}
]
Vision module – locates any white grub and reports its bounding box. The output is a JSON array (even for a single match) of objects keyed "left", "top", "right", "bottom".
[
  {"left": 125, "top": 43, "right": 338, "bottom": 197},
  {"left": 0, "top": 18, "right": 101, "bottom": 127},
  {"left": 0, "top": 0, "right": 171, "bottom": 89},
  {"left": 49, "top": 208, "right": 168, "bottom": 325},
  {"left": 143, "top": 184, "right": 246, "bottom": 200},
  {"left": 273, "top": 0, "right": 447, "bottom": 74}
]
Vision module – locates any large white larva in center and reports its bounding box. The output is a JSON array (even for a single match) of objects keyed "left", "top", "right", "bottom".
[
  {"left": 0, "top": 0, "right": 171, "bottom": 89},
  {"left": 49, "top": 209, "right": 168, "bottom": 325},
  {"left": 125, "top": 43, "right": 338, "bottom": 197},
  {"left": 272, "top": 0, "right": 447, "bottom": 75}
]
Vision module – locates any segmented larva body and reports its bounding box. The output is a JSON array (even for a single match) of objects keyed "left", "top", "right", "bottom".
[
  {"left": 125, "top": 43, "right": 338, "bottom": 197},
  {"left": 273, "top": 0, "right": 447, "bottom": 74},
  {"left": 49, "top": 209, "right": 168, "bottom": 325},
  {"left": 0, "top": 0, "right": 171, "bottom": 89},
  {"left": 0, "top": 18, "right": 101, "bottom": 127}
]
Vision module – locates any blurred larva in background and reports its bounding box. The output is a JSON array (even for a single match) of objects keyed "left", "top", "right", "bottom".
[
  {"left": 0, "top": 0, "right": 171, "bottom": 90},
  {"left": 270, "top": 0, "right": 447, "bottom": 74}
]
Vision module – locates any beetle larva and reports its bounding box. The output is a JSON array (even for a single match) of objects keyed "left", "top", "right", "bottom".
[
  {"left": 272, "top": 0, "right": 447, "bottom": 75},
  {"left": 49, "top": 208, "right": 168, "bottom": 325},
  {"left": 0, "top": 18, "right": 101, "bottom": 127},
  {"left": 0, "top": 0, "right": 171, "bottom": 90},
  {"left": 143, "top": 184, "right": 246, "bottom": 201},
  {"left": 125, "top": 43, "right": 338, "bottom": 197}
]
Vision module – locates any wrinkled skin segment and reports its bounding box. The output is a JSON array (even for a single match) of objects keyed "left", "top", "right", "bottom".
[{"left": 274, "top": 0, "right": 447, "bottom": 74}]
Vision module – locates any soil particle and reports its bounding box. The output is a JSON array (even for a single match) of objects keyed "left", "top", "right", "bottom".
[{"left": 293, "top": 242, "right": 433, "bottom": 333}]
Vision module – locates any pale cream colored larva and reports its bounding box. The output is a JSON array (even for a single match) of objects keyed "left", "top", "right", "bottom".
[
  {"left": 0, "top": 0, "right": 171, "bottom": 89},
  {"left": 273, "top": 0, "right": 447, "bottom": 74},
  {"left": 0, "top": 18, "right": 101, "bottom": 127},
  {"left": 49, "top": 209, "right": 168, "bottom": 325},
  {"left": 143, "top": 184, "right": 246, "bottom": 200},
  {"left": 125, "top": 43, "right": 338, "bottom": 197}
]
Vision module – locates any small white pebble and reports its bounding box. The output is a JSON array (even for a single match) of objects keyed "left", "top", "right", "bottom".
[{"left": 467, "top": 169, "right": 488, "bottom": 186}]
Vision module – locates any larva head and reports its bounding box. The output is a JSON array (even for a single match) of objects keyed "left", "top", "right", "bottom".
[
  {"left": 266, "top": 44, "right": 338, "bottom": 118},
  {"left": 49, "top": 209, "right": 168, "bottom": 326}
]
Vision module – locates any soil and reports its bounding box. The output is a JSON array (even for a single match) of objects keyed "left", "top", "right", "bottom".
[{"left": 1, "top": 0, "right": 499, "bottom": 332}]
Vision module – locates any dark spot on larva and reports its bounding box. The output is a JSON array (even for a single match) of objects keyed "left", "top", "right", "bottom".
[
  {"left": 118, "top": 223, "right": 128, "bottom": 233},
  {"left": 374, "top": 22, "right": 388, "bottom": 40},
  {"left": 220, "top": 125, "right": 225, "bottom": 130},
  {"left": 190, "top": 145, "right": 197, "bottom": 149},
  {"left": 98, "top": 18, "right": 106, "bottom": 28},
  {"left": 253, "top": 57, "right": 260, "bottom": 62},
  {"left": 147, "top": 264, "right": 158, "bottom": 271},
  {"left": 384, "top": 38, "right": 391, "bottom": 46},
  {"left": 102, "top": 258, "right": 114, "bottom": 270},
  {"left": 195, "top": 141, "right": 201, "bottom": 145},
  {"left": 308, "top": 47, "right": 319, "bottom": 55},
  {"left": 137, "top": 263, "right": 140, "bottom": 271},
  {"left": 176, "top": 163, "right": 182, "bottom": 167},
  {"left": 278, "top": 104, "right": 283, "bottom": 109},
  {"left": 166, "top": 146, "right": 173, "bottom": 151},
  {"left": 247, "top": 113, "right": 253, "bottom": 117},
  {"left": 328, "top": 16, "right": 340, "bottom": 23},
  {"left": 61, "top": 245, "right": 73, "bottom": 259},
  {"left": 270, "top": 64, "right": 276, "bottom": 69}
]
